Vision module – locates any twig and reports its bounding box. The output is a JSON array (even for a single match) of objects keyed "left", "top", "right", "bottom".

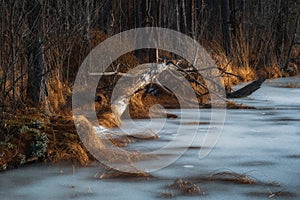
[{"left": 166, "top": 61, "right": 228, "bottom": 101}]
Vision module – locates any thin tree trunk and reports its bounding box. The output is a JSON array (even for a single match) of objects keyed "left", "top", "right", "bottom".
[
  {"left": 84, "top": 0, "right": 91, "bottom": 44},
  {"left": 8, "top": 0, "right": 16, "bottom": 103},
  {"left": 175, "top": 0, "right": 180, "bottom": 32},
  {"left": 26, "top": 0, "right": 47, "bottom": 107},
  {"left": 134, "top": 0, "right": 143, "bottom": 61},
  {"left": 191, "top": 0, "right": 196, "bottom": 37},
  {"left": 186, "top": 0, "right": 195, "bottom": 37},
  {"left": 221, "top": 0, "right": 232, "bottom": 56},
  {"left": 156, "top": 0, "right": 162, "bottom": 62},
  {"left": 180, "top": 0, "right": 187, "bottom": 34}
]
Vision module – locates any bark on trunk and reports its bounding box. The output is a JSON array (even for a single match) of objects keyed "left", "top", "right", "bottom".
[
  {"left": 226, "top": 78, "right": 266, "bottom": 98},
  {"left": 26, "top": 0, "right": 48, "bottom": 107},
  {"left": 221, "top": 0, "right": 232, "bottom": 56}
]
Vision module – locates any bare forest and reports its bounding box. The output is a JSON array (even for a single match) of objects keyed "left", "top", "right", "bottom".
[{"left": 0, "top": 0, "right": 299, "bottom": 171}]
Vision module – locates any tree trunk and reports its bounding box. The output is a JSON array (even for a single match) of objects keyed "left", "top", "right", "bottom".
[
  {"left": 186, "top": 0, "right": 195, "bottom": 37},
  {"left": 221, "top": 0, "right": 232, "bottom": 56},
  {"left": 134, "top": 0, "right": 143, "bottom": 61},
  {"left": 84, "top": 0, "right": 91, "bottom": 44},
  {"left": 26, "top": 0, "right": 48, "bottom": 107},
  {"left": 175, "top": 0, "right": 180, "bottom": 32},
  {"left": 180, "top": 0, "right": 187, "bottom": 34}
]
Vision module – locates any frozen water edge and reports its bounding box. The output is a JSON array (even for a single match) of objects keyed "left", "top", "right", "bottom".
[{"left": 1, "top": 77, "right": 300, "bottom": 200}]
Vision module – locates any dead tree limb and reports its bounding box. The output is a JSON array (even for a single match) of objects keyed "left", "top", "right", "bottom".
[
  {"left": 90, "top": 62, "right": 173, "bottom": 121},
  {"left": 90, "top": 60, "right": 264, "bottom": 124},
  {"left": 166, "top": 61, "right": 228, "bottom": 101},
  {"left": 226, "top": 78, "right": 266, "bottom": 98}
]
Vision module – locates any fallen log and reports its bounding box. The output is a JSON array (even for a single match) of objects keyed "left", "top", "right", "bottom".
[{"left": 226, "top": 77, "right": 266, "bottom": 98}]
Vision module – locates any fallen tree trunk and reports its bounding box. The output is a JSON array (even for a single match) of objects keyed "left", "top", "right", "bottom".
[
  {"left": 226, "top": 77, "right": 266, "bottom": 98},
  {"left": 90, "top": 61, "right": 265, "bottom": 120}
]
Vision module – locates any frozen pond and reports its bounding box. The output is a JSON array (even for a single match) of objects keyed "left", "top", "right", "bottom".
[{"left": 1, "top": 77, "right": 300, "bottom": 199}]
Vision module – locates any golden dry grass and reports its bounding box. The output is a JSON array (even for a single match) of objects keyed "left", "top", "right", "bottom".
[
  {"left": 257, "top": 64, "right": 283, "bottom": 79},
  {"left": 48, "top": 76, "right": 71, "bottom": 112}
]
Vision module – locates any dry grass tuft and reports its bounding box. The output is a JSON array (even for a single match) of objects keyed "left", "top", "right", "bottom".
[
  {"left": 257, "top": 65, "right": 283, "bottom": 79},
  {"left": 73, "top": 115, "right": 157, "bottom": 169},
  {"left": 206, "top": 39, "right": 258, "bottom": 91},
  {"left": 45, "top": 114, "right": 158, "bottom": 172},
  {"left": 226, "top": 101, "right": 255, "bottom": 109},
  {"left": 285, "top": 62, "right": 299, "bottom": 76},
  {"left": 163, "top": 178, "right": 206, "bottom": 198},
  {"left": 97, "top": 113, "right": 118, "bottom": 129},
  {"left": 207, "top": 171, "right": 254, "bottom": 184},
  {"left": 46, "top": 116, "right": 92, "bottom": 166},
  {"left": 48, "top": 76, "right": 71, "bottom": 112},
  {"left": 220, "top": 64, "right": 257, "bottom": 89},
  {"left": 276, "top": 82, "right": 299, "bottom": 88},
  {"left": 95, "top": 166, "right": 151, "bottom": 179},
  {"left": 164, "top": 169, "right": 293, "bottom": 198},
  {"left": 186, "top": 170, "right": 258, "bottom": 185},
  {"left": 128, "top": 90, "right": 179, "bottom": 119},
  {"left": 47, "top": 141, "right": 90, "bottom": 166}
]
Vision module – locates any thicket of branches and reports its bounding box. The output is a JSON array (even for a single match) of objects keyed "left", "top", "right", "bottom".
[{"left": 0, "top": 0, "right": 299, "bottom": 116}]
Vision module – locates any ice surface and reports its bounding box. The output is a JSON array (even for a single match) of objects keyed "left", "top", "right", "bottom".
[{"left": 1, "top": 77, "right": 300, "bottom": 199}]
